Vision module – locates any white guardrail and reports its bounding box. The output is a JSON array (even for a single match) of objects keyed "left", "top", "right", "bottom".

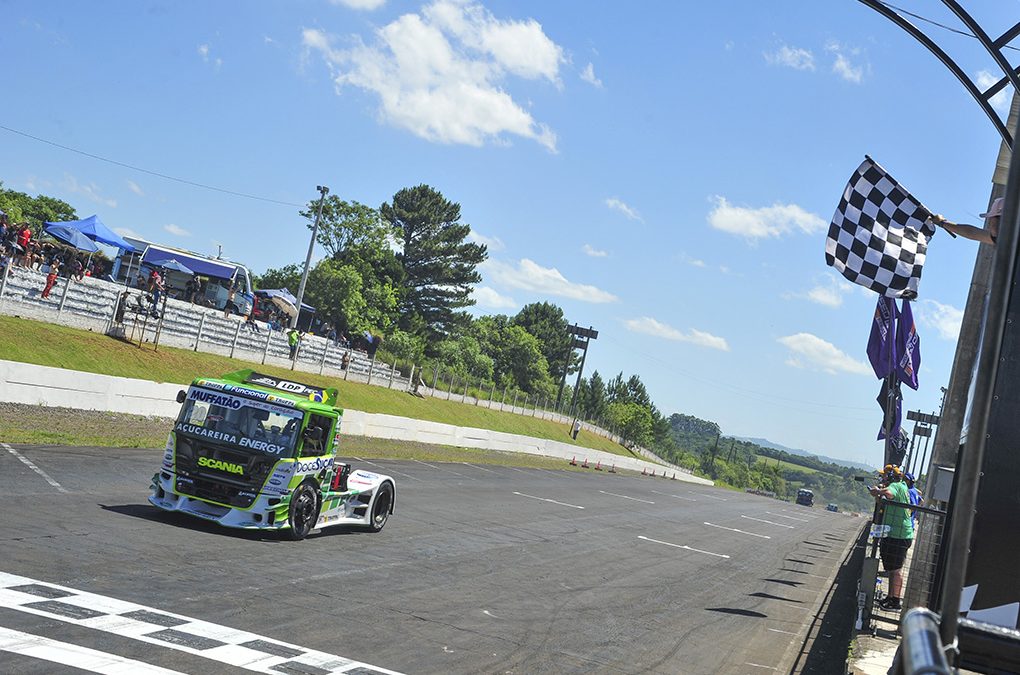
[{"left": 0, "top": 359, "right": 712, "bottom": 484}]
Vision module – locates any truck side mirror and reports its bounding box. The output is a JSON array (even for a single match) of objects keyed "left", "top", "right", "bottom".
[{"left": 176, "top": 390, "right": 187, "bottom": 404}]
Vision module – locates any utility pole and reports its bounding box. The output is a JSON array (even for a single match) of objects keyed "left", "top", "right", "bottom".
[{"left": 292, "top": 185, "right": 329, "bottom": 329}]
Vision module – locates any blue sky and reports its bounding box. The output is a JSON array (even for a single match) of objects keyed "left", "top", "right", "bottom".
[{"left": 2, "top": 0, "right": 1017, "bottom": 466}]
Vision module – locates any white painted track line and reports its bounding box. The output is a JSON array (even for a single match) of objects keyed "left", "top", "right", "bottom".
[
  {"left": 512, "top": 491, "right": 585, "bottom": 509},
  {"left": 766, "top": 511, "right": 809, "bottom": 522},
  {"left": 2, "top": 444, "right": 68, "bottom": 493},
  {"left": 0, "top": 625, "right": 185, "bottom": 674},
  {"left": 703, "top": 522, "right": 770, "bottom": 539},
  {"left": 741, "top": 515, "right": 795, "bottom": 529},
  {"left": 637, "top": 535, "right": 730, "bottom": 559},
  {"left": 651, "top": 490, "right": 696, "bottom": 502},
  {"left": 598, "top": 490, "right": 654, "bottom": 504}
]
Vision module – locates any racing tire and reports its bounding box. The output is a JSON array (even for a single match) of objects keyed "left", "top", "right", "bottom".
[
  {"left": 286, "top": 482, "right": 320, "bottom": 541},
  {"left": 368, "top": 481, "right": 394, "bottom": 532}
]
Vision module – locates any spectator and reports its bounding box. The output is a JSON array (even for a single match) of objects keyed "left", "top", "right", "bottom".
[
  {"left": 149, "top": 270, "right": 165, "bottom": 317},
  {"left": 0, "top": 212, "right": 8, "bottom": 244},
  {"left": 571, "top": 419, "right": 581, "bottom": 440},
  {"left": 340, "top": 350, "right": 351, "bottom": 371},
  {"left": 244, "top": 311, "right": 260, "bottom": 334},
  {"left": 223, "top": 282, "right": 239, "bottom": 319},
  {"left": 72, "top": 256, "right": 85, "bottom": 282},
  {"left": 16, "top": 223, "right": 32, "bottom": 266},
  {"left": 932, "top": 197, "right": 1002, "bottom": 245},
  {"left": 185, "top": 274, "right": 199, "bottom": 304},
  {"left": 869, "top": 465, "right": 915, "bottom": 611},
  {"left": 287, "top": 328, "right": 300, "bottom": 359},
  {"left": 0, "top": 243, "right": 15, "bottom": 280},
  {"left": 41, "top": 259, "right": 61, "bottom": 299},
  {"left": 904, "top": 472, "right": 923, "bottom": 532}
]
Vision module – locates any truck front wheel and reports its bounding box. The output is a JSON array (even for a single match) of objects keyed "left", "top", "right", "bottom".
[
  {"left": 368, "top": 482, "right": 394, "bottom": 532},
  {"left": 286, "top": 482, "right": 319, "bottom": 540}
]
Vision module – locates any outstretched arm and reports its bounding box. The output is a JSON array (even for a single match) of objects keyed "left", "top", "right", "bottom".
[{"left": 931, "top": 214, "right": 995, "bottom": 244}]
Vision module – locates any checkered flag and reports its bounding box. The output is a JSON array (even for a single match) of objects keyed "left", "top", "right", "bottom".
[{"left": 825, "top": 157, "right": 937, "bottom": 299}]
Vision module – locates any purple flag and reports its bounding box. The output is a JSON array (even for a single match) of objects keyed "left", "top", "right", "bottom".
[
  {"left": 896, "top": 299, "right": 921, "bottom": 390},
  {"left": 877, "top": 378, "right": 902, "bottom": 441},
  {"left": 867, "top": 296, "right": 898, "bottom": 379}
]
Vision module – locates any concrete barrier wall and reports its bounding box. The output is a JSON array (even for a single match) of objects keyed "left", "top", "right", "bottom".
[{"left": 0, "top": 360, "right": 712, "bottom": 485}]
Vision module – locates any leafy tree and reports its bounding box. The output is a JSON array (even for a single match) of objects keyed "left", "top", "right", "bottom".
[
  {"left": 382, "top": 185, "right": 487, "bottom": 340},
  {"left": 511, "top": 302, "right": 577, "bottom": 384},
  {"left": 606, "top": 401, "right": 653, "bottom": 448},
  {"left": 576, "top": 370, "right": 608, "bottom": 420},
  {"left": 431, "top": 336, "right": 494, "bottom": 380},
  {"left": 303, "top": 260, "right": 369, "bottom": 334},
  {"left": 383, "top": 329, "right": 426, "bottom": 365},
  {"left": 668, "top": 412, "right": 721, "bottom": 438},
  {"left": 333, "top": 241, "right": 403, "bottom": 334},
  {"left": 253, "top": 264, "right": 301, "bottom": 291},
  {"left": 472, "top": 314, "right": 553, "bottom": 393},
  {"left": 301, "top": 197, "right": 390, "bottom": 259},
  {"left": 0, "top": 183, "right": 76, "bottom": 234}
]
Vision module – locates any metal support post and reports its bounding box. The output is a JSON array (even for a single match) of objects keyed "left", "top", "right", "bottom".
[
  {"left": 195, "top": 313, "right": 206, "bottom": 351},
  {"left": 56, "top": 277, "right": 71, "bottom": 315},
  {"left": 261, "top": 328, "right": 272, "bottom": 365},
  {"left": 319, "top": 340, "right": 329, "bottom": 375},
  {"left": 367, "top": 354, "right": 376, "bottom": 385},
  {"left": 388, "top": 360, "right": 396, "bottom": 389},
  {"left": 229, "top": 321, "right": 241, "bottom": 359}
]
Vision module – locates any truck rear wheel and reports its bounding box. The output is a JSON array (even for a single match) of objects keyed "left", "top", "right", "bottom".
[{"left": 286, "top": 482, "right": 319, "bottom": 540}]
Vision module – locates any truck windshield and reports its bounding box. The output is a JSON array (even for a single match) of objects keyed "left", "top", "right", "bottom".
[{"left": 175, "top": 386, "right": 303, "bottom": 457}]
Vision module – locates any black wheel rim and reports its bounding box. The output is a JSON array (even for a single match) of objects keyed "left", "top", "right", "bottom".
[
  {"left": 373, "top": 486, "right": 392, "bottom": 527},
  {"left": 294, "top": 489, "right": 314, "bottom": 534}
]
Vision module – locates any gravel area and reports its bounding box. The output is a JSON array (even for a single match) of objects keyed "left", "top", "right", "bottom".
[{"left": 0, "top": 402, "right": 171, "bottom": 448}]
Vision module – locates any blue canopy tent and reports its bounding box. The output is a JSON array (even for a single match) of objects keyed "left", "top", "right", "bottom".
[
  {"left": 43, "top": 224, "right": 100, "bottom": 253},
  {"left": 45, "top": 215, "right": 135, "bottom": 251},
  {"left": 142, "top": 246, "right": 234, "bottom": 280}
]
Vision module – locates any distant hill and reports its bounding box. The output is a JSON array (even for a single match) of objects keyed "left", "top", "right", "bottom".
[{"left": 734, "top": 437, "right": 877, "bottom": 472}]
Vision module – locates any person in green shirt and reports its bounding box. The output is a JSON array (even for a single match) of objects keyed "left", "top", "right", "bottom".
[
  {"left": 287, "top": 328, "right": 300, "bottom": 359},
  {"left": 870, "top": 465, "right": 915, "bottom": 611}
]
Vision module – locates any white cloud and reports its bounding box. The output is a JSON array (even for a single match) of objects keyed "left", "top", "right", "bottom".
[
  {"left": 302, "top": 1, "right": 564, "bottom": 152},
  {"left": 163, "top": 223, "right": 191, "bottom": 237},
  {"left": 126, "top": 180, "right": 144, "bottom": 196},
  {"left": 330, "top": 0, "right": 386, "bottom": 9},
  {"left": 777, "top": 333, "right": 871, "bottom": 375},
  {"left": 625, "top": 316, "right": 729, "bottom": 351},
  {"left": 764, "top": 44, "right": 815, "bottom": 71},
  {"left": 708, "top": 196, "right": 825, "bottom": 240},
  {"left": 679, "top": 252, "right": 706, "bottom": 268},
  {"left": 114, "top": 227, "right": 143, "bottom": 240},
  {"left": 826, "top": 41, "right": 866, "bottom": 84},
  {"left": 605, "top": 197, "right": 642, "bottom": 221},
  {"left": 917, "top": 299, "right": 964, "bottom": 341},
  {"left": 789, "top": 273, "right": 854, "bottom": 308},
  {"left": 63, "top": 174, "right": 117, "bottom": 208},
  {"left": 582, "top": 243, "right": 607, "bottom": 257},
  {"left": 467, "top": 230, "right": 505, "bottom": 251},
  {"left": 580, "top": 62, "right": 603, "bottom": 88},
  {"left": 483, "top": 258, "right": 618, "bottom": 303},
  {"left": 472, "top": 285, "right": 517, "bottom": 309},
  {"left": 197, "top": 43, "right": 222, "bottom": 69},
  {"left": 976, "top": 70, "right": 1010, "bottom": 115}
]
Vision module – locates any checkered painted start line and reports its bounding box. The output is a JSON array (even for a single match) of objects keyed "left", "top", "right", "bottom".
[{"left": 0, "top": 571, "right": 403, "bottom": 674}]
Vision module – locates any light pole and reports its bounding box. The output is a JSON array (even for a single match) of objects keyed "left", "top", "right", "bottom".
[{"left": 292, "top": 185, "right": 329, "bottom": 329}]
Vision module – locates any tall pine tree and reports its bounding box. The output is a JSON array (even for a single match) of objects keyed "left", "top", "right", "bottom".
[{"left": 382, "top": 185, "right": 487, "bottom": 341}]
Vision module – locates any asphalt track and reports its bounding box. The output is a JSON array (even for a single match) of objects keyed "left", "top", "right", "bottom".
[{"left": 0, "top": 443, "right": 861, "bottom": 674}]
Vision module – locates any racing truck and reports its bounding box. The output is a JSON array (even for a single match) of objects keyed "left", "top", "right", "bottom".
[{"left": 149, "top": 369, "right": 395, "bottom": 539}]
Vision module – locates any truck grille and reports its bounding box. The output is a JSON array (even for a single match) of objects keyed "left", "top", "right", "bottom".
[{"left": 173, "top": 438, "right": 274, "bottom": 509}]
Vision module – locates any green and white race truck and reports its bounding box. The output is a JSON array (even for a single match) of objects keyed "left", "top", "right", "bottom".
[{"left": 149, "top": 369, "right": 395, "bottom": 539}]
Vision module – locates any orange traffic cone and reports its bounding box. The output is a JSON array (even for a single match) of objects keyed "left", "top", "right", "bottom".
[
  {"left": 641, "top": 467, "right": 647, "bottom": 476},
  {"left": 594, "top": 461, "right": 602, "bottom": 471},
  {"left": 609, "top": 464, "right": 616, "bottom": 473},
  {"left": 570, "top": 456, "right": 577, "bottom": 466},
  {"left": 581, "top": 458, "right": 590, "bottom": 468}
]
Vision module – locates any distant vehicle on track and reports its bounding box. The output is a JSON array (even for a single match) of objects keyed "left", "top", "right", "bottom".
[
  {"left": 796, "top": 488, "right": 814, "bottom": 507},
  {"left": 149, "top": 369, "right": 395, "bottom": 540},
  {"left": 826, "top": 503, "right": 839, "bottom": 512}
]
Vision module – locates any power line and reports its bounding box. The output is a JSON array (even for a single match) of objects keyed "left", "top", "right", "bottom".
[
  {"left": 0, "top": 123, "right": 304, "bottom": 208},
  {"left": 878, "top": 1, "right": 1020, "bottom": 52}
]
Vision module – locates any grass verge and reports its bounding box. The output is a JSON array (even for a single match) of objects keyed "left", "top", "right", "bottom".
[
  {"left": 0, "top": 402, "right": 627, "bottom": 473},
  {"left": 0, "top": 315, "right": 635, "bottom": 459}
]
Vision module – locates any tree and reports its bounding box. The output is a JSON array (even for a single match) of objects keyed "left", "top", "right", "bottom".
[
  {"left": 300, "top": 197, "right": 390, "bottom": 259},
  {"left": 253, "top": 264, "right": 301, "bottom": 291},
  {"left": 472, "top": 314, "right": 554, "bottom": 394},
  {"left": 576, "top": 370, "right": 608, "bottom": 420},
  {"left": 511, "top": 302, "right": 577, "bottom": 384},
  {"left": 303, "top": 260, "right": 369, "bottom": 334},
  {"left": 0, "top": 183, "right": 76, "bottom": 234},
  {"left": 606, "top": 402, "right": 654, "bottom": 448},
  {"left": 382, "top": 185, "right": 487, "bottom": 340}
]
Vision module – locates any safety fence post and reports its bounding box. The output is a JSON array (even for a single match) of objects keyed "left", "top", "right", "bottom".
[
  {"left": 388, "top": 360, "right": 397, "bottom": 389},
  {"left": 261, "top": 328, "right": 272, "bottom": 364},
  {"left": 57, "top": 277, "right": 72, "bottom": 316},
  {"left": 195, "top": 313, "right": 206, "bottom": 351},
  {"left": 319, "top": 340, "right": 329, "bottom": 375},
  {"left": 229, "top": 321, "right": 242, "bottom": 359}
]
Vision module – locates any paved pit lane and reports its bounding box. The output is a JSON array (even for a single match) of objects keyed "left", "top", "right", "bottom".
[{"left": 0, "top": 444, "right": 862, "bottom": 674}]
